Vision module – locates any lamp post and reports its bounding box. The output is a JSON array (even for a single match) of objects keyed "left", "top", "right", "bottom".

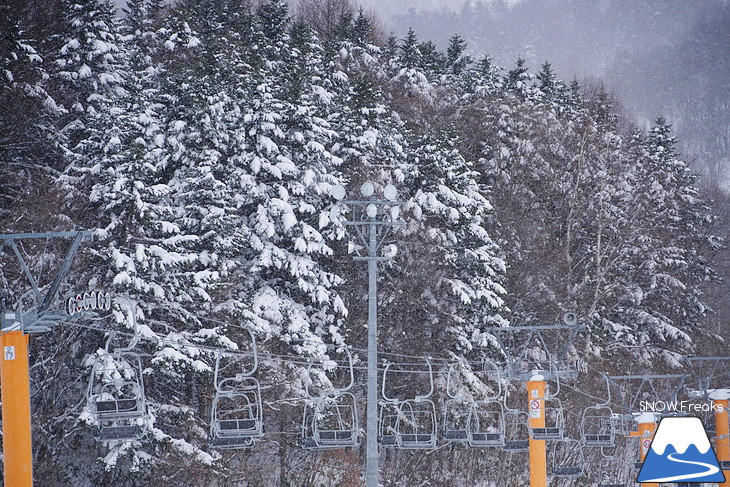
[{"left": 331, "top": 181, "right": 404, "bottom": 487}]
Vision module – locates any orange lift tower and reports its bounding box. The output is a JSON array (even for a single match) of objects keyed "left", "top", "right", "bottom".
[
  {"left": 685, "top": 357, "right": 730, "bottom": 487},
  {"left": 0, "top": 231, "right": 92, "bottom": 487},
  {"left": 485, "top": 314, "right": 586, "bottom": 487},
  {"left": 608, "top": 373, "right": 688, "bottom": 487}
]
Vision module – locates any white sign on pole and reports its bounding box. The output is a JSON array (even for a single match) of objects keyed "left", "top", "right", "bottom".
[
  {"left": 4, "top": 346, "right": 16, "bottom": 360},
  {"left": 530, "top": 399, "right": 542, "bottom": 418}
]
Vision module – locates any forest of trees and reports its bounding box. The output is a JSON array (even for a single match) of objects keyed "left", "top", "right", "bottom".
[
  {"left": 387, "top": 0, "right": 730, "bottom": 182},
  {"left": 0, "top": 0, "right": 727, "bottom": 485}
]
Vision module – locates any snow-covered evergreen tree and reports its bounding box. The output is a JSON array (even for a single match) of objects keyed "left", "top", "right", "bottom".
[{"left": 404, "top": 130, "right": 507, "bottom": 353}]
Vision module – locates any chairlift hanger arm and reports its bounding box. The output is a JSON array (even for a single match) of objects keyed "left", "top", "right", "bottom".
[
  {"left": 415, "top": 359, "right": 434, "bottom": 402},
  {"left": 446, "top": 362, "right": 461, "bottom": 400}
]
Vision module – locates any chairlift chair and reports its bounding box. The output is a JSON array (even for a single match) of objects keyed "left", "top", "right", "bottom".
[
  {"left": 89, "top": 352, "right": 148, "bottom": 441},
  {"left": 626, "top": 437, "right": 645, "bottom": 472},
  {"left": 611, "top": 413, "right": 637, "bottom": 436},
  {"left": 581, "top": 374, "right": 616, "bottom": 446},
  {"left": 500, "top": 376, "right": 530, "bottom": 452},
  {"left": 378, "top": 402, "right": 400, "bottom": 447},
  {"left": 210, "top": 329, "right": 263, "bottom": 449},
  {"left": 210, "top": 374, "right": 263, "bottom": 448},
  {"left": 381, "top": 360, "right": 438, "bottom": 450},
  {"left": 443, "top": 359, "right": 506, "bottom": 447},
  {"left": 443, "top": 398, "right": 471, "bottom": 441},
  {"left": 468, "top": 400, "right": 506, "bottom": 447},
  {"left": 501, "top": 408, "right": 530, "bottom": 452},
  {"left": 528, "top": 363, "right": 566, "bottom": 441},
  {"left": 529, "top": 396, "right": 565, "bottom": 441},
  {"left": 312, "top": 394, "right": 358, "bottom": 447},
  {"left": 442, "top": 362, "right": 475, "bottom": 442},
  {"left": 395, "top": 399, "right": 438, "bottom": 449},
  {"left": 301, "top": 395, "right": 358, "bottom": 449},
  {"left": 468, "top": 361, "right": 507, "bottom": 446},
  {"left": 300, "top": 347, "right": 359, "bottom": 450},
  {"left": 550, "top": 438, "right": 585, "bottom": 477},
  {"left": 582, "top": 406, "right": 615, "bottom": 446},
  {"left": 87, "top": 303, "right": 149, "bottom": 442}
]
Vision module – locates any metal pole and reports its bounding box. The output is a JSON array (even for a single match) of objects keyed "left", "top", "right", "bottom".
[
  {"left": 637, "top": 421, "right": 658, "bottom": 487},
  {"left": 0, "top": 330, "right": 34, "bottom": 487},
  {"left": 714, "top": 398, "right": 730, "bottom": 487},
  {"left": 365, "top": 208, "right": 379, "bottom": 487},
  {"left": 527, "top": 379, "right": 547, "bottom": 487}
]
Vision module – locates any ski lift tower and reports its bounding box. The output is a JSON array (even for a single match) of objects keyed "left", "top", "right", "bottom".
[
  {"left": 684, "top": 357, "right": 730, "bottom": 486},
  {"left": 607, "top": 373, "right": 688, "bottom": 487},
  {"left": 484, "top": 313, "right": 586, "bottom": 487},
  {"left": 0, "top": 231, "right": 93, "bottom": 487},
  {"left": 330, "top": 181, "right": 404, "bottom": 487}
]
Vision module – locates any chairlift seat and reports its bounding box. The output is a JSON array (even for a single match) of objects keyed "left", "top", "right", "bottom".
[
  {"left": 467, "top": 401, "right": 505, "bottom": 447},
  {"left": 530, "top": 426, "right": 564, "bottom": 440},
  {"left": 398, "top": 433, "right": 436, "bottom": 449},
  {"left": 469, "top": 432, "right": 505, "bottom": 446},
  {"left": 584, "top": 433, "right": 614, "bottom": 445},
  {"left": 442, "top": 397, "right": 471, "bottom": 443},
  {"left": 300, "top": 437, "right": 319, "bottom": 449},
  {"left": 211, "top": 435, "right": 254, "bottom": 448},
  {"left": 502, "top": 440, "right": 529, "bottom": 451},
  {"left": 378, "top": 410, "right": 399, "bottom": 447},
  {"left": 317, "top": 430, "right": 355, "bottom": 442},
  {"left": 552, "top": 466, "right": 583, "bottom": 477}
]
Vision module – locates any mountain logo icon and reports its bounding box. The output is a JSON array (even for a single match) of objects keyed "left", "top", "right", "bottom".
[{"left": 637, "top": 416, "right": 726, "bottom": 483}]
